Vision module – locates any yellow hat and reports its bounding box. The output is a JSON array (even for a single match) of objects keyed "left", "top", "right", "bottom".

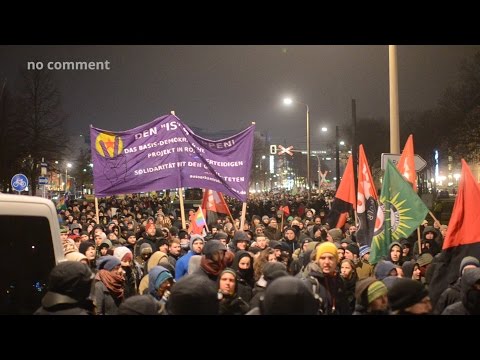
[{"left": 315, "top": 242, "right": 339, "bottom": 262}]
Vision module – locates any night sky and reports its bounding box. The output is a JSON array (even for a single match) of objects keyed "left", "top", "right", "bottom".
[{"left": 1, "top": 45, "right": 479, "bottom": 149}]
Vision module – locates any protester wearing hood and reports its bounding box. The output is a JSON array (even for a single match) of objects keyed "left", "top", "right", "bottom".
[
  {"left": 192, "top": 240, "right": 231, "bottom": 285},
  {"left": 255, "top": 276, "right": 320, "bottom": 315},
  {"left": 387, "top": 241, "right": 404, "bottom": 266},
  {"left": 388, "top": 277, "right": 432, "bottom": 315},
  {"left": 148, "top": 266, "right": 173, "bottom": 312},
  {"left": 435, "top": 256, "right": 480, "bottom": 314},
  {"left": 166, "top": 274, "right": 219, "bottom": 315},
  {"left": 35, "top": 262, "right": 95, "bottom": 315},
  {"left": 442, "top": 267, "right": 480, "bottom": 315},
  {"left": 174, "top": 234, "right": 204, "bottom": 281},
  {"left": 231, "top": 250, "right": 255, "bottom": 302}
]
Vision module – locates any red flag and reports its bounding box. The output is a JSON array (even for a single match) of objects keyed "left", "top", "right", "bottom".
[
  {"left": 356, "top": 145, "right": 378, "bottom": 246},
  {"left": 427, "top": 159, "right": 480, "bottom": 306},
  {"left": 397, "top": 134, "right": 417, "bottom": 192},
  {"left": 326, "top": 155, "right": 356, "bottom": 229},
  {"left": 443, "top": 159, "right": 480, "bottom": 249},
  {"left": 279, "top": 205, "right": 290, "bottom": 216},
  {"left": 188, "top": 207, "right": 207, "bottom": 235},
  {"left": 201, "top": 189, "right": 232, "bottom": 224}
]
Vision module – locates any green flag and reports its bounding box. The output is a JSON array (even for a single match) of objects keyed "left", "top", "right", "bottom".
[{"left": 370, "top": 160, "right": 428, "bottom": 264}]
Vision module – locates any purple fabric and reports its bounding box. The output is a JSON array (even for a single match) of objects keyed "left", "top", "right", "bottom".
[{"left": 90, "top": 114, "right": 254, "bottom": 201}]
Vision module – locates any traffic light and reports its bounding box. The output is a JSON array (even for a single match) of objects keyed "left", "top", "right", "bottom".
[{"left": 270, "top": 145, "right": 277, "bottom": 155}]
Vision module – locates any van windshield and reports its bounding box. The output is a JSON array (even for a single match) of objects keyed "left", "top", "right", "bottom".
[{"left": 0, "top": 216, "right": 57, "bottom": 314}]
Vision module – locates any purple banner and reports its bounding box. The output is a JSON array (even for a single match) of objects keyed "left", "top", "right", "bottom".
[{"left": 90, "top": 114, "right": 254, "bottom": 202}]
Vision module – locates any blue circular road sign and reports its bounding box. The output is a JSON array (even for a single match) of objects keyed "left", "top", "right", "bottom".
[{"left": 11, "top": 173, "right": 28, "bottom": 192}]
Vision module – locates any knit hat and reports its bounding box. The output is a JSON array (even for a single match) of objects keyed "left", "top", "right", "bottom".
[
  {"left": 262, "top": 215, "right": 270, "bottom": 222},
  {"left": 140, "top": 243, "right": 153, "bottom": 255},
  {"left": 166, "top": 274, "right": 219, "bottom": 315},
  {"left": 113, "top": 246, "right": 133, "bottom": 262},
  {"left": 367, "top": 281, "right": 388, "bottom": 304},
  {"left": 233, "top": 231, "right": 250, "bottom": 244},
  {"left": 203, "top": 240, "right": 227, "bottom": 257},
  {"left": 315, "top": 242, "right": 339, "bottom": 261},
  {"left": 262, "top": 262, "right": 288, "bottom": 282},
  {"left": 261, "top": 277, "right": 319, "bottom": 315},
  {"left": 416, "top": 253, "right": 433, "bottom": 268},
  {"left": 189, "top": 234, "right": 205, "bottom": 250},
  {"left": 96, "top": 255, "right": 121, "bottom": 271},
  {"left": 42, "top": 262, "right": 94, "bottom": 308},
  {"left": 60, "top": 226, "right": 69, "bottom": 234},
  {"left": 359, "top": 245, "right": 371, "bottom": 258},
  {"left": 345, "top": 243, "right": 359, "bottom": 257},
  {"left": 125, "top": 231, "right": 135, "bottom": 239},
  {"left": 388, "top": 278, "right": 429, "bottom": 311},
  {"left": 64, "top": 251, "right": 88, "bottom": 263},
  {"left": 355, "top": 277, "right": 377, "bottom": 306},
  {"left": 459, "top": 256, "right": 480, "bottom": 276},
  {"left": 213, "top": 232, "right": 228, "bottom": 240},
  {"left": 328, "top": 228, "right": 343, "bottom": 243},
  {"left": 118, "top": 295, "right": 160, "bottom": 315}
]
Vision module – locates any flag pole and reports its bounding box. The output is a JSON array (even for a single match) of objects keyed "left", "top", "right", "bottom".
[
  {"left": 95, "top": 197, "right": 100, "bottom": 224},
  {"left": 417, "top": 227, "right": 422, "bottom": 255},
  {"left": 179, "top": 187, "right": 186, "bottom": 230},
  {"left": 240, "top": 202, "right": 247, "bottom": 231},
  {"left": 428, "top": 210, "right": 440, "bottom": 224}
]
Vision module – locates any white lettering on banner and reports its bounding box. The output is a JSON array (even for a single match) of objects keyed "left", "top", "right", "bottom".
[
  {"left": 206, "top": 159, "right": 244, "bottom": 167},
  {"left": 135, "top": 127, "right": 158, "bottom": 140},
  {"left": 197, "top": 138, "right": 236, "bottom": 149},
  {"left": 124, "top": 147, "right": 137, "bottom": 154},
  {"left": 147, "top": 148, "right": 176, "bottom": 158},
  {"left": 134, "top": 163, "right": 176, "bottom": 175},
  {"left": 222, "top": 176, "right": 245, "bottom": 182}
]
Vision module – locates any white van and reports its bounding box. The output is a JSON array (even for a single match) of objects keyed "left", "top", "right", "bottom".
[{"left": 0, "top": 193, "right": 65, "bottom": 314}]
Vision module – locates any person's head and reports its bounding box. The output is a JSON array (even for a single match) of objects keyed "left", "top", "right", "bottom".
[
  {"left": 389, "top": 242, "right": 402, "bottom": 263},
  {"left": 218, "top": 268, "right": 236, "bottom": 296},
  {"left": 283, "top": 227, "right": 296, "bottom": 241},
  {"left": 344, "top": 244, "right": 359, "bottom": 261},
  {"left": 315, "top": 242, "right": 338, "bottom": 275},
  {"left": 233, "top": 231, "right": 250, "bottom": 251},
  {"left": 145, "top": 223, "right": 156, "bottom": 237},
  {"left": 260, "top": 277, "right": 319, "bottom": 315},
  {"left": 96, "top": 255, "right": 123, "bottom": 276},
  {"left": 388, "top": 278, "right": 432, "bottom": 314},
  {"left": 189, "top": 234, "right": 205, "bottom": 254},
  {"left": 157, "top": 238, "right": 169, "bottom": 254},
  {"left": 359, "top": 245, "right": 370, "bottom": 262},
  {"left": 367, "top": 281, "right": 389, "bottom": 312},
  {"left": 41, "top": 261, "right": 94, "bottom": 310},
  {"left": 148, "top": 266, "right": 173, "bottom": 300},
  {"left": 440, "top": 224, "right": 448, "bottom": 238},
  {"left": 169, "top": 238, "right": 181, "bottom": 257},
  {"left": 340, "top": 258, "right": 355, "bottom": 280},
  {"left": 79, "top": 241, "right": 96, "bottom": 261},
  {"left": 113, "top": 246, "right": 133, "bottom": 267},
  {"left": 126, "top": 231, "right": 137, "bottom": 245},
  {"left": 459, "top": 256, "right": 480, "bottom": 277},
  {"left": 203, "top": 240, "right": 227, "bottom": 262}
]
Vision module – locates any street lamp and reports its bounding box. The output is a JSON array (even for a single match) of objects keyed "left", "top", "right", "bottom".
[
  {"left": 65, "top": 162, "right": 72, "bottom": 192},
  {"left": 283, "top": 97, "right": 310, "bottom": 200}
]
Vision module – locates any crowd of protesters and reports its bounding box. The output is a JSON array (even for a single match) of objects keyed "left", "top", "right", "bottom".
[{"left": 35, "top": 191, "right": 480, "bottom": 315}]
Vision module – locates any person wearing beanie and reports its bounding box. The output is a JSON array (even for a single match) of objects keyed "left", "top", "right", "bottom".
[
  {"left": 34, "top": 262, "right": 95, "bottom": 315},
  {"left": 114, "top": 246, "right": 137, "bottom": 299},
  {"left": 327, "top": 228, "right": 343, "bottom": 243},
  {"left": 165, "top": 274, "right": 219, "bottom": 315},
  {"left": 258, "top": 277, "right": 320, "bottom": 315},
  {"left": 353, "top": 277, "right": 390, "bottom": 315},
  {"left": 307, "top": 241, "right": 349, "bottom": 315},
  {"left": 356, "top": 244, "right": 373, "bottom": 280},
  {"left": 388, "top": 277, "right": 432, "bottom": 315},
  {"left": 117, "top": 295, "right": 160, "bottom": 315},
  {"left": 78, "top": 241, "right": 97, "bottom": 272},
  {"left": 94, "top": 255, "right": 125, "bottom": 315},
  {"left": 442, "top": 267, "right": 480, "bottom": 315},
  {"left": 191, "top": 240, "right": 229, "bottom": 285},
  {"left": 344, "top": 243, "right": 359, "bottom": 263},
  {"left": 374, "top": 260, "right": 398, "bottom": 280},
  {"left": 217, "top": 268, "right": 250, "bottom": 315},
  {"left": 434, "top": 255, "right": 480, "bottom": 314}
]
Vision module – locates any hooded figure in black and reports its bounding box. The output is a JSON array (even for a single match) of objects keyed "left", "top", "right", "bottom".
[
  {"left": 258, "top": 276, "right": 320, "bottom": 315},
  {"left": 232, "top": 250, "right": 254, "bottom": 302},
  {"left": 34, "top": 262, "right": 95, "bottom": 315},
  {"left": 442, "top": 267, "right": 480, "bottom": 315}
]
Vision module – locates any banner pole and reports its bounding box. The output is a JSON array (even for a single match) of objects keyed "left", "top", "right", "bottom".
[
  {"left": 95, "top": 197, "right": 100, "bottom": 224},
  {"left": 179, "top": 187, "right": 186, "bottom": 230},
  {"left": 240, "top": 202, "right": 247, "bottom": 231},
  {"left": 417, "top": 227, "right": 422, "bottom": 255}
]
